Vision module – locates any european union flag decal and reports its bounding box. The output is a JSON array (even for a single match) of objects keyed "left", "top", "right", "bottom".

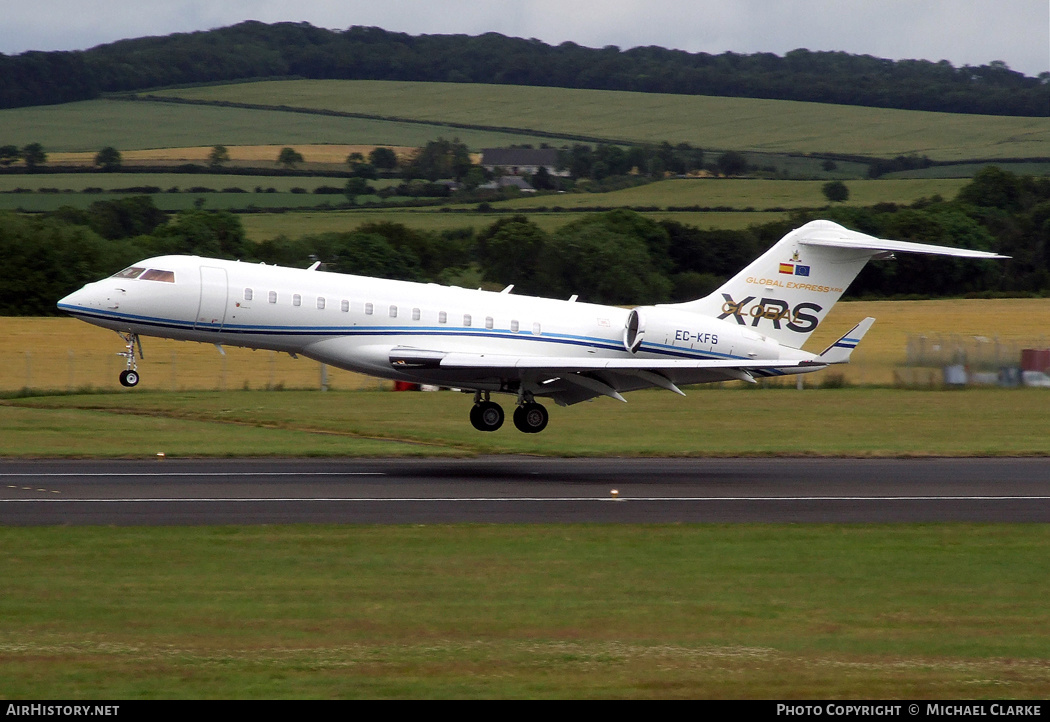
[{"left": 794, "top": 265, "right": 810, "bottom": 276}]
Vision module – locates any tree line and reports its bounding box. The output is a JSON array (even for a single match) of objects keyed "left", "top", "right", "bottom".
[
  {"left": 1, "top": 21, "right": 1045, "bottom": 116},
  {"left": 2, "top": 167, "right": 1048, "bottom": 316}
]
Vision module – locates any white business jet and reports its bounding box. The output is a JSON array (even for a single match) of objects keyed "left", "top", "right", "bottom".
[{"left": 58, "top": 220, "right": 1004, "bottom": 433}]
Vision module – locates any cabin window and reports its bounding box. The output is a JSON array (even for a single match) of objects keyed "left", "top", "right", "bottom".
[
  {"left": 112, "top": 266, "right": 145, "bottom": 279},
  {"left": 438, "top": 311, "right": 447, "bottom": 324},
  {"left": 341, "top": 299, "right": 349, "bottom": 312},
  {"left": 485, "top": 316, "right": 494, "bottom": 330},
  {"left": 317, "top": 297, "right": 325, "bottom": 310},
  {"left": 365, "top": 303, "right": 373, "bottom": 315},
  {"left": 268, "top": 291, "right": 277, "bottom": 304},
  {"left": 140, "top": 269, "right": 175, "bottom": 283},
  {"left": 389, "top": 305, "right": 398, "bottom": 318},
  {"left": 511, "top": 320, "right": 519, "bottom": 333},
  {"left": 532, "top": 322, "right": 542, "bottom": 335},
  {"left": 412, "top": 308, "right": 421, "bottom": 321},
  {"left": 463, "top": 314, "right": 472, "bottom": 327},
  {"left": 243, "top": 288, "right": 253, "bottom": 301},
  {"left": 293, "top": 294, "right": 302, "bottom": 307}
]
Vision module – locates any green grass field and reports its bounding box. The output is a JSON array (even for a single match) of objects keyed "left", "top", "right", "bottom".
[
  {"left": 238, "top": 208, "right": 783, "bottom": 240},
  {"left": 155, "top": 80, "right": 1050, "bottom": 161},
  {"left": 489, "top": 178, "right": 970, "bottom": 211},
  {"left": 4, "top": 387, "right": 1050, "bottom": 457},
  {"left": 1, "top": 524, "right": 1049, "bottom": 698},
  {"left": 2, "top": 81, "right": 1046, "bottom": 162},
  {"left": 0, "top": 98, "right": 555, "bottom": 153}
]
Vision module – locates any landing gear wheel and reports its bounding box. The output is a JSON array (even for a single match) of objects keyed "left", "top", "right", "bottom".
[
  {"left": 513, "top": 402, "right": 549, "bottom": 433},
  {"left": 470, "top": 401, "right": 504, "bottom": 432},
  {"left": 119, "top": 369, "right": 139, "bottom": 387}
]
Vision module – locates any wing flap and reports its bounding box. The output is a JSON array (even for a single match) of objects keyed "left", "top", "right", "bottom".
[{"left": 435, "top": 351, "right": 824, "bottom": 372}]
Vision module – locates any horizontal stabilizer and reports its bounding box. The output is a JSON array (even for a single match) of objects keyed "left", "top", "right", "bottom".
[
  {"left": 798, "top": 222, "right": 1008, "bottom": 259},
  {"left": 818, "top": 317, "right": 875, "bottom": 364}
]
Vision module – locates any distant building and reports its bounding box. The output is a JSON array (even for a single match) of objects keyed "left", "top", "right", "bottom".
[
  {"left": 480, "top": 148, "right": 567, "bottom": 176},
  {"left": 478, "top": 176, "right": 537, "bottom": 193}
]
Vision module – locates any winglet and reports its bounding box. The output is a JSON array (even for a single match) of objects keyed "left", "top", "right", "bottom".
[{"left": 818, "top": 317, "right": 875, "bottom": 364}]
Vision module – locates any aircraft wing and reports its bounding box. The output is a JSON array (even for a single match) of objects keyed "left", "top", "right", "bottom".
[{"left": 389, "top": 347, "right": 826, "bottom": 404}]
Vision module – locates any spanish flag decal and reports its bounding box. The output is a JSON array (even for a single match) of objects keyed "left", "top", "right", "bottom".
[{"left": 779, "top": 262, "right": 794, "bottom": 274}]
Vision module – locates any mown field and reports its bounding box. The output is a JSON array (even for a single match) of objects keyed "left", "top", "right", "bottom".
[
  {"left": 4, "top": 386, "right": 1050, "bottom": 457},
  {"left": 238, "top": 208, "right": 783, "bottom": 239},
  {"left": 0, "top": 98, "right": 552, "bottom": 153},
  {"left": 2, "top": 524, "right": 1049, "bottom": 698},
  {"left": 2, "top": 81, "right": 1046, "bottom": 163},
  {"left": 153, "top": 79, "right": 1050, "bottom": 161},
  {"left": 489, "top": 177, "right": 970, "bottom": 211}
]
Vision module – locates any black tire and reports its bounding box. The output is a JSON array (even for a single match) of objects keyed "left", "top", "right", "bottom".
[
  {"left": 513, "top": 402, "right": 549, "bottom": 433},
  {"left": 119, "top": 369, "right": 139, "bottom": 387},
  {"left": 470, "top": 401, "right": 504, "bottom": 432}
]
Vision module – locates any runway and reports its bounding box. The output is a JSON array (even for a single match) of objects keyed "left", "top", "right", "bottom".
[{"left": 2, "top": 457, "right": 1049, "bottom": 525}]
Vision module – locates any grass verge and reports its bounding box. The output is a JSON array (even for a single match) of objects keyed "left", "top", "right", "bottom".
[
  {"left": 1, "top": 524, "right": 1048, "bottom": 698},
  {"left": 3, "top": 387, "right": 1049, "bottom": 457}
]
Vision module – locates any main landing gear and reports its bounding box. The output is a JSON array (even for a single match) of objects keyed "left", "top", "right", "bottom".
[
  {"left": 469, "top": 391, "right": 549, "bottom": 433},
  {"left": 116, "top": 332, "right": 143, "bottom": 387}
]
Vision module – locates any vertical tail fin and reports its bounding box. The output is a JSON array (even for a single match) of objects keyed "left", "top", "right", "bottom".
[{"left": 664, "top": 220, "right": 1006, "bottom": 350}]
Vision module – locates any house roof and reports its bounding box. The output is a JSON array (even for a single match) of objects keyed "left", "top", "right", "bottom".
[{"left": 481, "top": 148, "right": 559, "bottom": 167}]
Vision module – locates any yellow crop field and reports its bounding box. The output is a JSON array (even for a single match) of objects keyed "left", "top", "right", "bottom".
[
  {"left": 3, "top": 298, "right": 1047, "bottom": 392},
  {"left": 1, "top": 317, "right": 389, "bottom": 393},
  {"left": 47, "top": 144, "right": 418, "bottom": 168}
]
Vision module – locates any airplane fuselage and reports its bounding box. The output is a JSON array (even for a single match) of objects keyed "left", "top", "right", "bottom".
[{"left": 58, "top": 255, "right": 792, "bottom": 394}]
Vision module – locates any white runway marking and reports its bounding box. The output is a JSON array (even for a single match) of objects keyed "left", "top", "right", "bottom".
[
  {"left": 3, "top": 496, "right": 1050, "bottom": 503},
  {"left": 0, "top": 472, "right": 383, "bottom": 477}
]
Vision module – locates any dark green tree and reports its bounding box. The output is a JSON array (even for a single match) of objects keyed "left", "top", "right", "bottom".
[
  {"left": 369, "top": 146, "right": 398, "bottom": 170},
  {"left": 716, "top": 151, "right": 748, "bottom": 177},
  {"left": 79, "top": 196, "right": 166, "bottom": 239},
  {"left": 822, "top": 180, "right": 850, "bottom": 202},
  {"left": 406, "top": 138, "right": 472, "bottom": 181},
  {"left": 535, "top": 216, "right": 672, "bottom": 304},
  {"left": 94, "top": 146, "right": 122, "bottom": 171},
  {"left": 20, "top": 142, "right": 46, "bottom": 170},
  {"left": 0, "top": 145, "right": 20, "bottom": 167},
  {"left": 208, "top": 145, "right": 230, "bottom": 168},
  {"left": 147, "top": 210, "right": 249, "bottom": 259},
  {"left": 343, "top": 177, "right": 373, "bottom": 205},
  {"left": 276, "top": 147, "right": 304, "bottom": 169},
  {"left": 475, "top": 215, "right": 549, "bottom": 291}
]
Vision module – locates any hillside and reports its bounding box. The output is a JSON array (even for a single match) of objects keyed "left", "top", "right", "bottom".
[
  {"left": 2, "top": 80, "right": 1047, "bottom": 167},
  {"left": 0, "top": 21, "right": 1045, "bottom": 116}
]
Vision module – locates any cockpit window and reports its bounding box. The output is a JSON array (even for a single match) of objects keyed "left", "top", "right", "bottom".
[
  {"left": 112, "top": 266, "right": 145, "bottom": 279},
  {"left": 140, "top": 269, "right": 175, "bottom": 283}
]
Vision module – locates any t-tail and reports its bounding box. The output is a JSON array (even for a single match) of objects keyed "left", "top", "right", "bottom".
[{"left": 665, "top": 220, "right": 1007, "bottom": 349}]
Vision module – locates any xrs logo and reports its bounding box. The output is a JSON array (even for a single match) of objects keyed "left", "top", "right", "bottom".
[{"left": 718, "top": 294, "right": 822, "bottom": 333}]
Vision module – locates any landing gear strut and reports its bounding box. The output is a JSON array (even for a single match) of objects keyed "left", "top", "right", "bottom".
[{"left": 116, "top": 332, "right": 142, "bottom": 387}]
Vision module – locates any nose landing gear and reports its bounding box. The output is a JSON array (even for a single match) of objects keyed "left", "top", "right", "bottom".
[{"left": 116, "top": 332, "right": 143, "bottom": 387}]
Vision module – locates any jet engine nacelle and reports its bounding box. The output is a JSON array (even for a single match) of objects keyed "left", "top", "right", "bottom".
[{"left": 623, "top": 305, "right": 781, "bottom": 360}]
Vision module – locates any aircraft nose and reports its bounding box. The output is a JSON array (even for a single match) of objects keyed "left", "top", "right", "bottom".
[{"left": 57, "top": 285, "right": 93, "bottom": 313}]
